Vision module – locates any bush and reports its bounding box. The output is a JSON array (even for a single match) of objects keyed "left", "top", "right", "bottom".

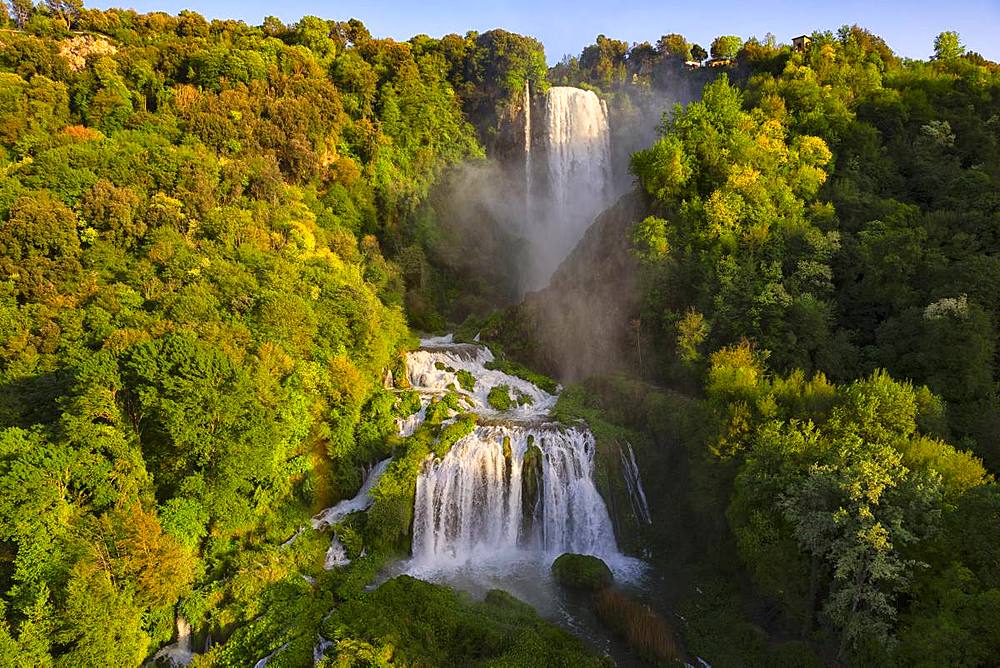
[
  {"left": 551, "top": 553, "right": 613, "bottom": 591},
  {"left": 485, "top": 358, "right": 559, "bottom": 394}
]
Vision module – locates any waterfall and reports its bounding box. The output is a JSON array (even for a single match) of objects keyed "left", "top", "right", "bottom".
[
  {"left": 620, "top": 441, "right": 652, "bottom": 525},
  {"left": 151, "top": 616, "right": 194, "bottom": 666},
  {"left": 312, "top": 457, "right": 392, "bottom": 568},
  {"left": 412, "top": 424, "right": 618, "bottom": 564},
  {"left": 523, "top": 86, "right": 612, "bottom": 290},
  {"left": 524, "top": 78, "right": 532, "bottom": 223},
  {"left": 402, "top": 336, "right": 631, "bottom": 574}
]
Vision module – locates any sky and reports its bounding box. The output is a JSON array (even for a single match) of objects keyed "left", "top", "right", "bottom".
[{"left": 91, "top": 0, "right": 1000, "bottom": 64}]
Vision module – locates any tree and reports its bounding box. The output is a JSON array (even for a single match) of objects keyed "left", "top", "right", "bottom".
[
  {"left": 691, "top": 43, "right": 708, "bottom": 61},
  {"left": 932, "top": 31, "right": 964, "bottom": 60},
  {"left": 656, "top": 33, "right": 691, "bottom": 60},
  {"left": 44, "top": 0, "right": 82, "bottom": 27},
  {"left": 710, "top": 35, "right": 743, "bottom": 59},
  {"left": 9, "top": 0, "right": 33, "bottom": 28}
]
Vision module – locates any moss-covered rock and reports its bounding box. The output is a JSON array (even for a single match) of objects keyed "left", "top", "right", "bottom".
[
  {"left": 456, "top": 368, "right": 476, "bottom": 392},
  {"left": 521, "top": 442, "right": 543, "bottom": 535},
  {"left": 364, "top": 414, "right": 477, "bottom": 552},
  {"left": 551, "top": 553, "right": 614, "bottom": 591},
  {"left": 396, "top": 389, "right": 422, "bottom": 417},
  {"left": 487, "top": 384, "right": 513, "bottom": 410},
  {"left": 484, "top": 357, "right": 559, "bottom": 394}
]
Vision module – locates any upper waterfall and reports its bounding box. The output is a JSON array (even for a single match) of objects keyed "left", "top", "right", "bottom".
[{"left": 523, "top": 86, "right": 612, "bottom": 291}]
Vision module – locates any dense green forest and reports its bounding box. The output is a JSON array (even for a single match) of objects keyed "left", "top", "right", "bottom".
[{"left": 0, "top": 1, "right": 998, "bottom": 666}]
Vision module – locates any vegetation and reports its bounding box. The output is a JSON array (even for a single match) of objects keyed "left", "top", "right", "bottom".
[
  {"left": 551, "top": 553, "right": 614, "bottom": 591},
  {"left": 323, "top": 575, "right": 611, "bottom": 667},
  {"left": 594, "top": 588, "right": 680, "bottom": 664},
  {"left": 543, "top": 25, "right": 1000, "bottom": 666},
  {"left": 455, "top": 368, "right": 476, "bottom": 392},
  {"left": 0, "top": 3, "right": 542, "bottom": 665},
  {"left": 1, "top": 1, "right": 999, "bottom": 664},
  {"left": 486, "top": 384, "right": 513, "bottom": 410}
]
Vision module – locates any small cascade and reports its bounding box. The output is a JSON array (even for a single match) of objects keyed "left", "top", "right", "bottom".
[
  {"left": 312, "top": 458, "right": 392, "bottom": 569},
  {"left": 150, "top": 616, "right": 194, "bottom": 667},
  {"left": 313, "top": 636, "right": 334, "bottom": 665},
  {"left": 620, "top": 441, "right": 653, "bottom": 525},
  {"left": 253, "top": 642, "right": 290, "bottom": 668},
  {"left": 403, "top": 334, "right": 556, "bottom": 420},
  {"left": 401, "top": 335, "right": 637, "bottom": 575}
]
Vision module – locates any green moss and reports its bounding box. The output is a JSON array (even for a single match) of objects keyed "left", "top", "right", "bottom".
[
  {"left": 551, "top": 553, "right": 614, "bottom": 591},
  {"left": 396, "top": 389, "right": 422, "bottom": 417},
  {"left": 485, "top": 358, "right": 559, "bottom": 394},
  {"left": 425, "top": 392, "right": 463, "bottom": 424},
  {"left": 323, "top": 575, "right": 611, "bottom": 667},
  {"left": 487, "top": 384, "right": 513, "bottom": 410},
  {"left": 335, "top": 518, "right": 364, "bottom": 561},
  {"left": 456, "top": 368, "right": 476, "bottom": 392},
  {"left": 521, "top": 443, "right": 542, "bottom": 534}
]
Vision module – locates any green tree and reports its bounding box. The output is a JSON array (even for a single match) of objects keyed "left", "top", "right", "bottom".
[
  {"left": 710, "top": 35, "right": 743, "bottom": 59},
  {"left": 932, "top": 31, "right": 964, "bottom": 60},
  {"left": 656, "top": 33, "right": 691, "bottom": 60}
]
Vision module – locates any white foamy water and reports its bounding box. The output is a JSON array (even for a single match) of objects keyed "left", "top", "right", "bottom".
[
  {"left": 621, "top": 441, "right": 653, "bottom": 525},
  {"left": 403, "top": 340, "right": 556, "bottom": 420},
  {"left": 312, "top": 458, "right": 392, "bottom": 568},
  {"left": 522, "top": 86, "right": 612, "bottom": 290},
  {"left": 151, "top": 616, "right": 194, "bottom": 667},
  {"left": 398, "top": 335, "right": 643, "bottom": 582},
  {"left": 412, "top": 424, "right": 618, "bottom": 563}
]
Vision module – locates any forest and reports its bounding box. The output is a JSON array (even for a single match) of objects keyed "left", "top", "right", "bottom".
[{"left": 0, "top": 1, "right": 998, "bottom": 666}]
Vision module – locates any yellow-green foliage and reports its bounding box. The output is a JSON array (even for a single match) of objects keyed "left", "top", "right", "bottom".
[
  {"left": 0, "top": 8, "right": 489, "bottom": 665},
  {"left": 710, "top": 346, "right": 990, "bottom": 660}
]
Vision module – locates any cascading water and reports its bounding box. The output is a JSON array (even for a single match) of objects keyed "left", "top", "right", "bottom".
[
  {"left": 151, "top": 616, "right": 194, "bottom": 666},
  {"left": 400, "top": 335, "right": 634, "bottom": 576},
  {"left": 544, "top": 87, "right": 611, "bottom": 219},
  {"left": 620, "top": 441, "right": 653, "bottom": 525},
  {"left": 524, "top": 78, "right": 532, "bottom": 222},
  {"left": 413, "top": 424, "right": 618, "bottom": 564},
  {"left": 312, "top": 457, "right": 392, "bottom": 569},
  {"left": 523, "top": 86, "right": 612, "bottom": 290}
]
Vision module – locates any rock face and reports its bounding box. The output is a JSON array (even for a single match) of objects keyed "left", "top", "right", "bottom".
[
  {"left": 551, "top": 552, "right": 614, "bottom": 591},
  {"left": 486, "top": 190, "right": 648, "bottom": 382},
  {"left": 59, "top": 36, "right": 117, "bottom": 72}
]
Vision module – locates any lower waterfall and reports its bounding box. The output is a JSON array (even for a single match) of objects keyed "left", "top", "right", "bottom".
[
  {"left": 413, "top": 424, "right": 618, "bottom": 565},
  {"left": 400, "top": 335, "right": 639, "bottom": 578}
]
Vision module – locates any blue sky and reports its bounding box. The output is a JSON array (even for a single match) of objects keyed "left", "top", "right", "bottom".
[{"left": 91, "top": 0, "right": 1000, "bottom": 63}]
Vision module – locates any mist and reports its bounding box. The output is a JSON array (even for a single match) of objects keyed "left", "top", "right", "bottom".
[{"left": 432, "top": 74, "right": 702, "bottom": 380}]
